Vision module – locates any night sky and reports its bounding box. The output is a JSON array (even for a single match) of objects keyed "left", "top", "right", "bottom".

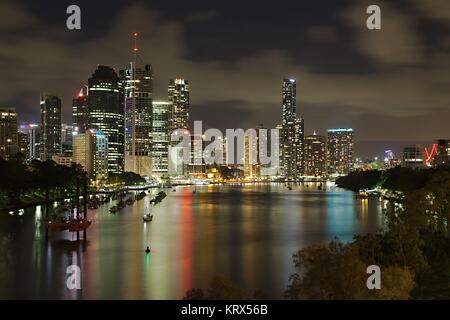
[{"left": 1, "top": 0, "right": 449, "bottom": 157}]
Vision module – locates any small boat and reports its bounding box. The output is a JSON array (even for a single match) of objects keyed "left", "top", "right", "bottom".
[
  {"left": 44, "top": 218, "right": 69, "bottom": 231},
  {"left": 143, "top": 214, "right": 153, "bottom": 222},
  {"left": 158, "top": 191, "right": 167, "bottom": 197},
  {"left": 44, "top": 217, "right": 92, "bottom": 232},
  {"left": 68, "top": 219, "right": 92, "bottom": 232},
  {"left": 125, "top": 198, "right": 134, "bottom": 206}
]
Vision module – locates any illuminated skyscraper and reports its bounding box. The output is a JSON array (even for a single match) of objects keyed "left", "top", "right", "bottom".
[
  {"left": 152, "top": 101, "right": 171, "bottom": 177},
  {"left": 0, "top": 108, "right": 19, "bottom": 160},
  {"left": 282, "top": 79, "right": 296, "bottom": 125},
  {"left": 27, "top": 124, "right": 40, "bottom": 161},
  {"left": 243, "top": 133, "right": 257, "bottom": 178},
  {"left": 168, "top": 78, "right": 190, "bottom": 131},
  {"left": 88, "top": 65, "right": 124, "bottom": 174},
  {"left": 280, "top": 79, "right": 304, "bottom": 179},
  {"left": 72, "top": 87, "right": 89, "bottom": 134},
  {"left": 40, "top": 94, "right": 62, "bottom": 161},
  {"left": 73, "top": 129, "right": 108, "bottom": 182},
  {"left": 61, "top": 123, "right": 73, "bottom": 155},
  {"left": 327, "top": 128, "right": 354, "bottom": 174},
  {"left": 304, "top": 133, "right": 327, "bottom": 177},
  {"left": 17, "top": 126, "right": 28, "bottom": 156},
  {"left": 120, "top": 63, "right": 153, "bottom": 176}
]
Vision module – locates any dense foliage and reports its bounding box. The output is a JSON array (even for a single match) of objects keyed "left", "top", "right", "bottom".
[
  {"left": 0, "top": 155, "right": 83, "bottom": 208},
  {"left": 336, "top": 166, "right": 450, "bottom": 193},
  {"left": 108, "top": 172, "right": 146, "bottom": 186},
  {"left": 335, "top": 170, "right": 382, "bottom": 191}
]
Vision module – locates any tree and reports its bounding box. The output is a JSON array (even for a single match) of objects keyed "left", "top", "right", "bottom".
[
  {"left": 285, "top": 240, "right": 368, "bottom": 299},
  {"left": 335, "top": 170, "right": 382, "bottom": 192},
  {"left": 285, "top": 239, "right": 416, "bottom": 300},
  {"left": 183, "top": 275, "right": 246, "bottom": 300},
  {"left": 207, "top": 275, "right": 245, "bottom": 300},
  {"left": 183, "top": 288, "right": 205, "bottom": 300}
]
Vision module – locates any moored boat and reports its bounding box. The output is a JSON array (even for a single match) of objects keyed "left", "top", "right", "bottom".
[
  {"left": 68, "top": 219, "right": 92, "bottom": 232},
  {"left": 143, "top": 214, "right": 153, "bottom": 222}
]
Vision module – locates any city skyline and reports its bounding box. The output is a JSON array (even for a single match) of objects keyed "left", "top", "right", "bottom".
[{"left": 1, "top": 0, "right": 449, "bottom": 150}]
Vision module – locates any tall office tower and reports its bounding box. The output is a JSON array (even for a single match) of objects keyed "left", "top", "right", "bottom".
[
  {"left": 280, "top": 79, "right": 304, "bottom": 180},
  {"left": 88, "top": 65, "right": 124, "bottom": 174},
  {"left": 274, "top": 124, "right": 283, "bottom": 175},
  {"left": 73, "top": 129, "right": 108, "bottom": 182},
  {"left": 255, "top": 124, "right": 266, "bottom": 177},
  {"left": 168, "top": 78, "right": 190, "bottom": 131},
  {"left": 282, "top": 79, "right": 296, "bottom": 125},
  {"left": 402, "top": 145, "right": 423, "bottom": 169},
  {"left": 255, "top": 123, "right": 279, "bottom": 177},
  {"left": 40, "top": 94, "right": 62, "bottom": 161},
  {"left": 18, "top": 124, "right": 28, "bottom": 156},
  {"left": 72, "top": 87, "right": 89, "bottom": 134},
  {"left": 434, "top": 139, "right": 450, "bottom": 166},
  {"left": 61, "top": 123, "right": 73, "bottom": 155},
  {"left": 120, "top": 63, "right": 153, "bottom": 176},
  {"left": 0, "top": 108, "right": 19, "bottom": 160},
  {"left": 327, "top": 128, "right": 355, "bottom": 174},
  {"left": 188, "top": 134, "right": 206, "bottom": 175},
  {"left": 152, "top": 101, "right": 171, "bottom": 177},
  {"left": 27, "top": 124, "right": 40, "bottom": 161},
  {"left": 304, "top": 133, "right": 327, "bottom": 177},
  {"left": 219, "top": 136, "right": 228, "bottom": 165},
  {"left": 243, "top": 134, "right": 257, "bottom": 178}
]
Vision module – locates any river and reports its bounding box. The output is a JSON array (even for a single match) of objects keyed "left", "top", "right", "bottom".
[{"left": 0, "top": 183, "right": 383, "bottom": 299}]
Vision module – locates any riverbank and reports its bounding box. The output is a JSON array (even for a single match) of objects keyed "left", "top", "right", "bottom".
[{"left": 0, "top": 184, "right": 159, "bottom": 213}]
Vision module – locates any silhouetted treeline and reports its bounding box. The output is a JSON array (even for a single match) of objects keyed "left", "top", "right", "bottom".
[
  {"left": 0, "top": 154, "right": 83, "bottom": 207},
  {"left": 0, "top": 155, "right": 149, "bottom": 208},
  {"left": 336, "top": 165, "right": 450, "bottom": 192},
  {"left": 335, "top": 170, "right": 382, "bottom": 191}
]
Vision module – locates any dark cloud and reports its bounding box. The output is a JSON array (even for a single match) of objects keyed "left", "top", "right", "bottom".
[{"left": 190, "top": 100, "right": 259, "bottom": 131}]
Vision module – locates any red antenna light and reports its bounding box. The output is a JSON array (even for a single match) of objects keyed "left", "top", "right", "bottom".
[{"left": 133, "top": 32, "right": 139, "bottom": 53}]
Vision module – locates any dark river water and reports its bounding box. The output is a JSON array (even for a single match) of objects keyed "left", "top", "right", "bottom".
[{"left": 0, "top": 183, "right": 383, "bottom": 299}]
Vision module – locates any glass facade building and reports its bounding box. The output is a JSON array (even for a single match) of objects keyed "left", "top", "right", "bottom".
[
  {"left": 88, "top": 65, "right": 124, "bottom": 174},
  {"left": 40, "top": 94, "right": 62, "bottom": 161},
  {"left": 327, "top": 128, "right": 354, "bottom": 174}
]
